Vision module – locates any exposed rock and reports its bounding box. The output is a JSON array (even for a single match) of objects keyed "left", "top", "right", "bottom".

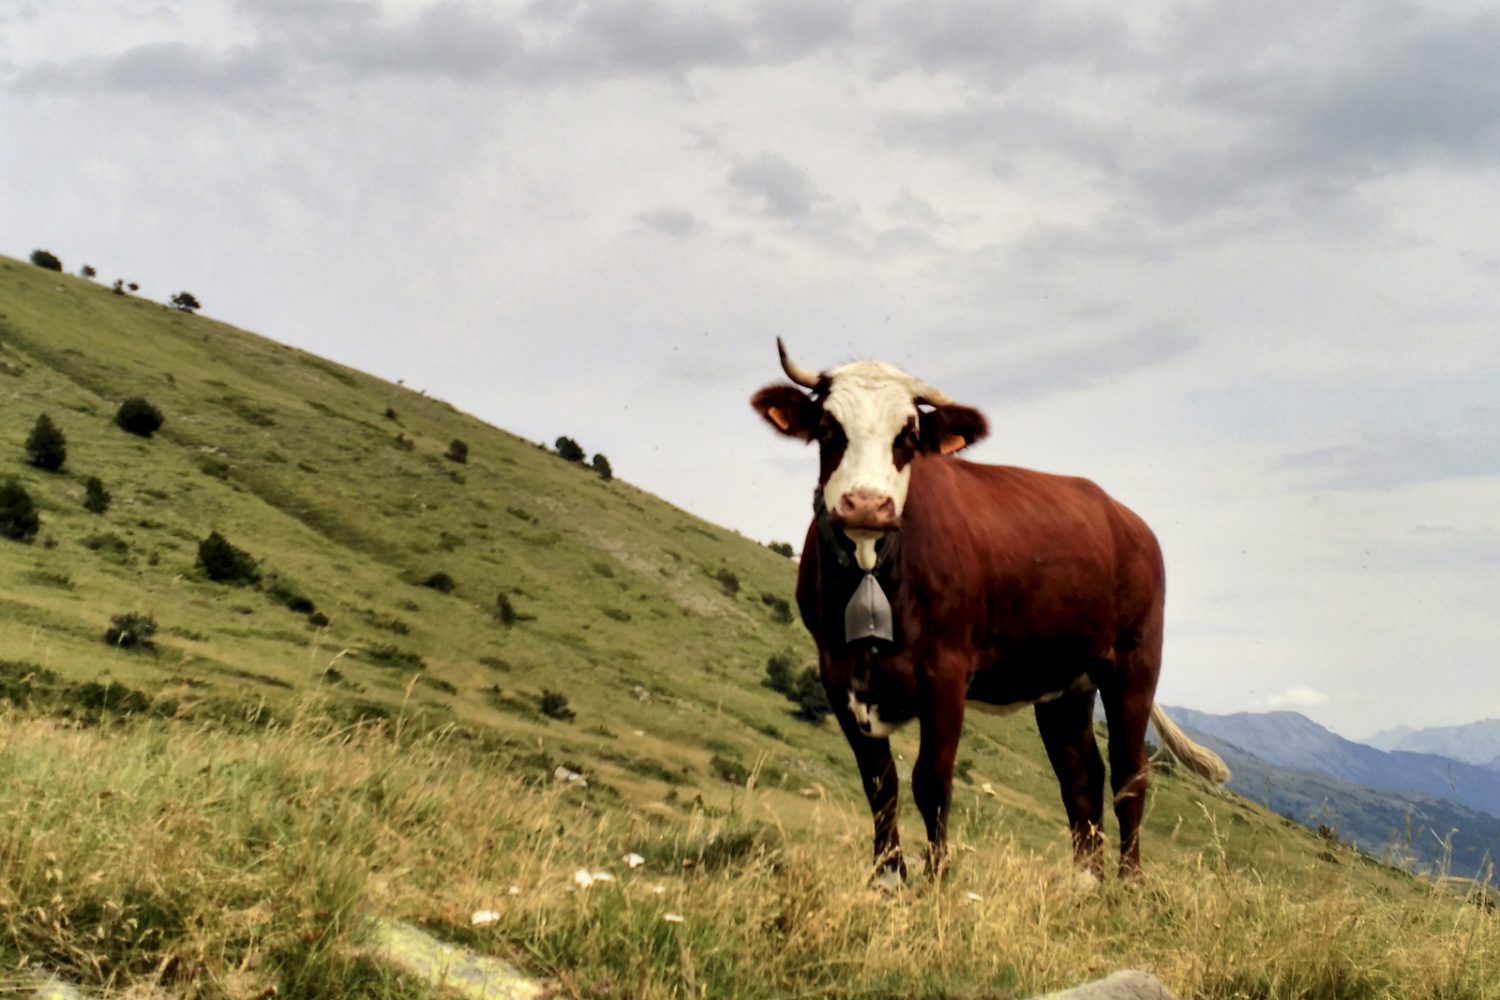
[
  {"left": 365, "top": 917, "right": 547, "bottom": 999},
  {"left": 1031, "top": 969, "right": 1178, "bottom": 1000}
]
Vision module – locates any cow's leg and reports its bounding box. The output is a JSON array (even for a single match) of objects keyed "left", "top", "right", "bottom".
[
  {"left": 1034, "top": 689, "right": 1106, "bottom": 874},
  {"left": 912, "top": 673, "right": 966, "bottom": 879},
  {"left": 831, "top": 702, "right": 906, "bottom": 884},
  {"left": 1099, "top": 678, "right": 1156, "bottom": 878}
]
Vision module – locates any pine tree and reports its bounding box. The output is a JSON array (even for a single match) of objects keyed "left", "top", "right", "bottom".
[{"left": 24, "top": 414, "right": 66, "bottom": 472}]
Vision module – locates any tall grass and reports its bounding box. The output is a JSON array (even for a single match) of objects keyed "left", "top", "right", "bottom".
[{"left": 1, "top": 705, "right": 1496, "bottom": 998}]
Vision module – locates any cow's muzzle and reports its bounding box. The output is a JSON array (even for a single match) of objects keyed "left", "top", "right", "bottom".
[{"left": 833, "top": 490, "right": 899, "bottom": 532}]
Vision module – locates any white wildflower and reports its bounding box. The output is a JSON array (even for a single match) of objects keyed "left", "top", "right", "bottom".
[
  {"left": 663, "top": 913, "right": 685, "bottom": 924},
  {"left": 624, "top": 853, "right": 645, "bottom": 869},
  {"left": 471, "top": 910, "right": 500, "bottom": 927},
  {"left": 574, "top": 869, "right": 595, "bottom": 889}
]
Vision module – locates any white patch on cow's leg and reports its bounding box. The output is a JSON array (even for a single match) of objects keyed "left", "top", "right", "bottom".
[
  {"left": 864, "top": 705, "right": 911, "bottom": 738},
  {"left": 870, "top": 865, "right": 904, "bottom": 894}
]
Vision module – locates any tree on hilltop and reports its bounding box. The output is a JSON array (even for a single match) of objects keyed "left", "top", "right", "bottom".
[
  {"left": 170, "top": 292, "right": 201, "bottom": 314},
  {"left": 591, "top": 453, "right": 613, "bottom": 481},
  {"left": 30, "top": 250, "right": 62, "bottom": 272},
  {"left": 554, "top": 436, "right": 585, "bottom": 463}
]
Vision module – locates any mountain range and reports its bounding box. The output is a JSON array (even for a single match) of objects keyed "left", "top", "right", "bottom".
[
  {"left": 1166, "top": 707, "right": 1500, "bottom": 875},
  {"left": 1364, "top": 719, "right": 1500, "bottom": 769}
]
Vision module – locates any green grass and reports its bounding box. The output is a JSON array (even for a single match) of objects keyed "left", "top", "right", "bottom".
[{"left": 1, "top": 254, "right": 1498, "bottom": 997}]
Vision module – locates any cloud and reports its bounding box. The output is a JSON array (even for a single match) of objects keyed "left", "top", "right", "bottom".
[
  {"left": 635, "top": 209, "right": 703, "bottom": 237},
  {"left": 1274, "top": 434, "right": 1500, "bottom": 490},
  {"left": 10, "top": 0, "right": 860, "bottom": 95},
  {"left": 728, "top": 152, "right": 822, "bottom": 220},
  {"left": 965, "top": 327, "right": 1199, "bottom": 403},
  {"left": 14, "top": 40, "right": 286, "bottom": 95},
  {"left": 1266, "top": 686, "right": 1330, "bottom": 709}
]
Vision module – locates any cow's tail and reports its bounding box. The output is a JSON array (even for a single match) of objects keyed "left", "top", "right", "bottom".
[{"left": 1150, "top": 704, "right": 1231, "bottom": 784}]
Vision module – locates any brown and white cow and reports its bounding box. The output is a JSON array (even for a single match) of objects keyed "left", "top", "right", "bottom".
[{"left": 752, "top": 340, "right": 1227, "bottom": 883}]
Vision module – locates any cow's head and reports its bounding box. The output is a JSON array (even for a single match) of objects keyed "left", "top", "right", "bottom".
[{"left": 751, "top": 339, "right": 988, "bottom": 569}]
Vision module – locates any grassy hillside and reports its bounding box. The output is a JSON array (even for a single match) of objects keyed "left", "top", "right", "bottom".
[{"left": 1, "top": 255, "right": 1497, "bottom": 998}]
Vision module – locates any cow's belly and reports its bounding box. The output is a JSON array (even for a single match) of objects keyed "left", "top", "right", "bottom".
[{"left": 964, "top": 655, "right": 1096, "bottom": 714}]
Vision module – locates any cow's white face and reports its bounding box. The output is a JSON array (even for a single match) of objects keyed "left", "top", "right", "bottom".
[
  {"left": 752, "top": 346, "right": 990, "bottom": 570},
  {"left": 821, "top": 362, "right": 923, "bottom": 551}
]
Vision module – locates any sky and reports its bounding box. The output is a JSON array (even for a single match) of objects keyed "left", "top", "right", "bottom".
[{"left": 5, "top": 0, "right": 1499, "bottom": 739}]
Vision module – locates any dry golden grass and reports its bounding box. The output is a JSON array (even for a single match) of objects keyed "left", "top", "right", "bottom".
[{"left": 2, "top": 704, "right": 1497, "bottom": 999}]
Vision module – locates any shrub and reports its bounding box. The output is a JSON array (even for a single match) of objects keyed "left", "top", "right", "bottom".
[
  {"left": 307, "top": 611, "right": 330, "bottom": 628},
  {"left": 496, "top": 592, "right": 518, "bottom": 627},
  {"left": 0, "top": 479, "right": 40, "bottom": 543},
  {"left": 763, "top": 652, "right": 797, "bottom": 696},
  {"left": 170, "top": 291, "right": 201, "bottom": 313},
  {"left": 383, "top": 407, "right": 398, "bottom": 421},
  {"left": 760, "top": 592, "right": 793, "bottom": 624},
  {"left": 104, "top": 612, "right": 158, "bottom": 651},
  {"left": 591, "top": 453, "right": 613, "bottom": 481},
  {"left": 713, "top": 567, "right": 740, "bottom": 597},
  {"left": 791, "top": 667, "right": 831, "bottom": 723},
  {"left": 80, "top": 264, "right": 96, "bottom": 279},
  {"left": 539, "top": 689, "right": 576, "bottom": 721},
  {"left": 420, "top": 571, "right": 455, "bottom": 593},
  {"left": 767, "top": 541, "right": 795, "bottom": 558},
  {"left": 83, "top": 476, "right": 111, "bottom": 514},
  {"left": 196, "top": 531, "right": 260, "bottom": 585},
  {"left": 29, "top": 250, "right": 62, "bottom": 272},
  {"left": 265, "top": 575, "right": 316, "bottom": 614},
  {"left": 24, "top": 414, "right": 66, "bottom": 472},
  {"left": 554, "top": 436, "right": 585, "bottom": 463},
  {"left": 445, "top": 439, "right": 468, "bottom": 464},
  {"left": 115, "top": 397, "right": 164, "bottom": 437}
]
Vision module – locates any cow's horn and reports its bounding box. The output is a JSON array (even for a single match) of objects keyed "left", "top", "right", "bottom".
[{"left": 777, "top": 338, "right": 821, "bottom": 389}]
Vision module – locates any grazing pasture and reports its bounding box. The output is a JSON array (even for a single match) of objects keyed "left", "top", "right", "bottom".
[{"left": 0, "top": 256, "right": 1496, "bottom": 997}]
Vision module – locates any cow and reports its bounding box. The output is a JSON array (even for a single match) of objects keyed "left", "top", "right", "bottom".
[{"left": 751, "top": 340, "right": 1228, "bottom": 884}]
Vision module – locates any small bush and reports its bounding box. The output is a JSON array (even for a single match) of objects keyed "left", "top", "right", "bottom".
[
  {"left": 554, "top": 436, "right": 585, "bottom": 463},
  {"left": 760, "top": 592, "right": 793, "bottom": 624},
  {"left": 104, "top": 612, "right": 158, "bottom": 651},
  {"left": 307, "top": 611, "right": 330, "bottom": 628},
  {"left": 539, "top": 689, "right": 576, "bottom": 721},
  {"left": 763, "top": 652, "right": 797, "bottom": 696},
  {"left": 265, "top": 575, "right": 316, "bottom": 614},
  {"left": 30, "top": 249, "right": 62, "bottom": 271},
  {"left": 420, "top": 571, "right": 455, "bottom": 593},
  {"left": 383, "top": 407, "right": 398, "bottom": 421},
  {"left": 710, "top": 754, "right": 750, "bottom": 785},
  {"left": 767, "top": 541, "right": 795, "bottom": 558},
  {"left": 196, "top": 531, "right": 260, "bottom": 585},
  {"left": 170, "top": 291, "right": 201, "bottom": 313},
  {"left": 363, "top": 645, "right": 426, "bottom": 671},
  {"left": 495, "top": 593, "right": 519, "bottom": 627},
  {"left": 713, "top": 567, "right": 740, "bottom": 597},
  {"left": 83, "top": 476, "right": 111, "bottom": 514},
  {"left": 591, "top": 453, "right": 613, "bottom": 481},
  {"left": 791, "top": 667, "right": 831, "bottom": 723},
  {"left": 0, "top": 479, "right": 40, "bottom": 543},
  {"left": 115, "top": 397, "right": 164, "bottom": 438},
  {"left": 445, "top": 439, "right": 468, "bottom": 464},
  {"left": 80, "top": 264, "right": 96, "bottom": 279},
  {"left": 25, "top": 414, "right": 67, "bottom": 472}
]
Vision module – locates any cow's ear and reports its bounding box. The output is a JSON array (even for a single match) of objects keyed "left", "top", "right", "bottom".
[
  {"left": 920, "top": 404, "right": 988, "bottom": 455},
  {"left": 751, "top": 384, "right": 819, "bottom": 441}
]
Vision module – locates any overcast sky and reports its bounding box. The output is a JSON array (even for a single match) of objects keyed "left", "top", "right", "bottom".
[{"left": 6, "top": 0, "right": 1499, "bottom": 738}]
